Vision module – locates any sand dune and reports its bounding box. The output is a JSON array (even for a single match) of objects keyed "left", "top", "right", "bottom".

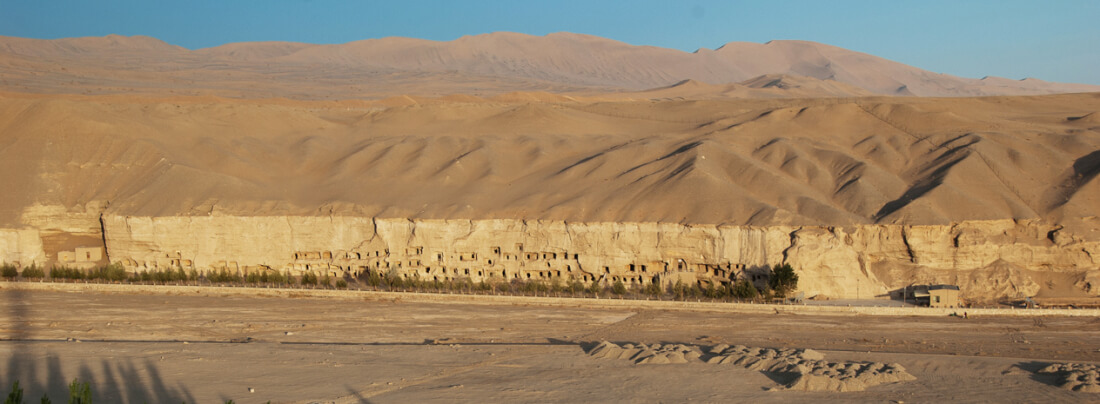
[
  {"left": 1, "top": 91, "right": 1097, "bottom": 228},
  {"left": 2, "top": 33, "right": 1097, "bottom": 100}
]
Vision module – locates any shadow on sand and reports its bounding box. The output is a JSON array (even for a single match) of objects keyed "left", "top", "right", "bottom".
[{"left": 2, "top": 286, "right": 195, "bottom": 402}]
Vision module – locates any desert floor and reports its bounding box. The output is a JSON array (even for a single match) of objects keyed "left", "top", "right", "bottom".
[{"left": 1, "top": 285, "right": 1098, "bottom": 403}]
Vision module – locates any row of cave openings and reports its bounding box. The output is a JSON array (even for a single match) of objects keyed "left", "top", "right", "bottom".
[{"left": 291, "top": 244, "right": 581, "bottom": 265}]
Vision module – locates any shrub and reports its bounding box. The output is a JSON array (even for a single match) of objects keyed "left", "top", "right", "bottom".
[
  {"left": 320, "top": 274, "right": 332, "bottom": 287},
  {"left": 768, "top": 263, "right": 799, "bottom": 298},
  {"left": 20, "top": 264, "right": 45, "bottom": 279},
  {"left": 299, "top": 271, "right": 318, "bottom": 285},
  {"left": 1, "top": 263, "right": 17, "bottom": 279},
  {"left": 335, "top": 279, "right": 348, "bottom": 289}
]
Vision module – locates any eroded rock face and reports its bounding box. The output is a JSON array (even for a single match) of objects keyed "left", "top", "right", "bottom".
[
  {"left": 586, "top": 341, "right": 916, "bottom": 392},
  {"left": 98, "top": 215, "right": 1100, "bottom": 300},
  {"left": 2, "top": 206, "right": 1098, "bottom": 300}
]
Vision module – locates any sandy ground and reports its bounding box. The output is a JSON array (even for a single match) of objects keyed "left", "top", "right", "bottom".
[{"left": 1, "top": 286, "right": 1098, "bottom": 403}]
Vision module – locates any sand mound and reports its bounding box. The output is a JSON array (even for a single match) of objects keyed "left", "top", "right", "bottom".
[
  {"left": 1038, "top": 363, "right": 1100, "bottom": 393},
  {"left": 587, "top": 341, "right": 916, "bottom": 392}
]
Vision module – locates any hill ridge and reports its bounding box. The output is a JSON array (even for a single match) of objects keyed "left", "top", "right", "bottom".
[{"left": 1, "top": 32, "right": 1097, "bottom": 100}]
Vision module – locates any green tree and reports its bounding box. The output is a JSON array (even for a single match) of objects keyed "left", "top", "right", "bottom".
[
  {"left": 366, "top": 270, "right": 382, "bottom": 287},
  {"left": 669, "top": 279, "right": 685, "bottom": 300},
  {"left": 567, "top": 279, "right": 585, "bottom": 294},
  {"left": 611, "top": 279, "right": 626, "bottom": 295},
  {"left": 21, "top": 264, "right": 45, "bottom": 279},
  {"left": 68, "top": 378, "right": 90, "bottom": 404},
  {"left": 730, "top": 279, "right": 759, "bottom": 300},
  {"left": 704, "top": 282, "right": 717, "bottom": 299},
  {"left": 5, "top": 380, "right": 22, "bottom": 404},
  {"left": 644, "top": 280, "right": 662, "bottom": 297},
  {"left": 300, "top": 271, "right": 318, "bottom": 285},
  {"left": 768, "top": 263, "right": 799, "bottom": 298},
  {"left": 587, "top": 279, "right": 602, "bottom": 295},
  {"left": 2, "top": 264, "right": 19, "bottom": 280}
]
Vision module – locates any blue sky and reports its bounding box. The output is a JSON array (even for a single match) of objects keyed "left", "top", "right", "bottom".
[{"left": 2, "top": 0, "right": 1098, "bottom": 84}]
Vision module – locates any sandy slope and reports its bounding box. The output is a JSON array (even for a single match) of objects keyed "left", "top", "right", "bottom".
[
  {"left": 0, "top": 91, "right": 1097, "bottom": 228},
  {"left": 2, "top": 33, "right": 1098, "bottom": 100}
]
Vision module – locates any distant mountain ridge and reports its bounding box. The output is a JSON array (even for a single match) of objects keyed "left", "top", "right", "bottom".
[{"left": 0, "top": 32, "right": 1097, "bottom": 99}]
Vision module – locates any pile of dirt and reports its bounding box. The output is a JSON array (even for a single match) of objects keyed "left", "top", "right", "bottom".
[
  {"left": 588, "top": 341, "right": 704, "bottom": 364},
  {"left": 1039, "top": 363, "right": 1100, "bottom": 392},
  {"left": 587, "top": 341, "right": 916, "bottom": 392}
]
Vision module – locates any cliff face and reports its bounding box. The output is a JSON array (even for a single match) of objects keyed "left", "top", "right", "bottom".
[
  {"left": 3, "top": 204, "right": 1097, "bottom": 301},
  {"left": 90, "top": 215, "right": 1098, "bottom": 301}
]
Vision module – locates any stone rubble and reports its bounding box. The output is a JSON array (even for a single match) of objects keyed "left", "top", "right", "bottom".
[
  {"left": 1038, "top": 363, "right": 1100, "bottom": 393},
  {"left": 587, "top": 340, "right": 916, "bottom": 392}
]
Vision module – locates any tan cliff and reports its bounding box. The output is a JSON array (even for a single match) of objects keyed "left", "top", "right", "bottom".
[{"left": 8, "top": 206, "right": 1095, "bottom": 301}]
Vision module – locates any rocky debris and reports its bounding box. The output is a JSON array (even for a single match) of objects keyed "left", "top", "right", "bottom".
[
  {"left": 588, "top": 341, "right": 702, "bottom": 364},
  {"left": 780, "top": 361, "right": 915, "bottom": 392},
  {"left": 1038, "top": 363, "right": 1100, "bottom": 393},
  {"left": 587, "top": 341, "right": 916, "bottom": 392}
]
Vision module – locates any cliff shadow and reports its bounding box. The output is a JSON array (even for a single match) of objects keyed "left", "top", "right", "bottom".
[
  {"left": 1043, "top": 149, "right": 1100, "bottom": 212},
  {"left": 1012, "top": 361, "right": 1063, "bottom": 387},
  {"left": 880, "top": 286, "right": 929, "bottom": 305}
]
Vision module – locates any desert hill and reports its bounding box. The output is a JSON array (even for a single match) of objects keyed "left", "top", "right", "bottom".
[
  {"left": 2, "top": 33, "right": 1098, "bottom": 100},
  {"left": 1, "top": 91, "right": 1097, "bottom": 229},
  {"left": 617, "top": 76, "right": 876, "bottom": 100}
]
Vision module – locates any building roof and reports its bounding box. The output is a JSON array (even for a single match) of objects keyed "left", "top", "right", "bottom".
[{"left": 929, "top": 284, "right": 960, "bottom": 291}]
